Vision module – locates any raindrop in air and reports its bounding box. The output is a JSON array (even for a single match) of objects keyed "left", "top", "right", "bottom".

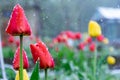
[
  {"left": 33, "top": 13, "right": 36, "bottom": 17},
  {"left": 46, "top": 16, "right": 48, "bottom": 19}
]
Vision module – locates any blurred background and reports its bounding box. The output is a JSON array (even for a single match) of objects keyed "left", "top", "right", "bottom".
[
  {"left": 0, "top": 0, "right": 120, "bottom": 38},
  {"left": 1, "top": 0, "right": 120, "bottom": 80}
]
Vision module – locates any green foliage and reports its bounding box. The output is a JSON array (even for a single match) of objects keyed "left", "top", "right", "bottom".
[
  {"left": 2, "top": 39, "right": 120, "bottom": 80},
  {"left": 0, "top": 68, "right": 15, "bottom": 80},
  {"left": 2, "top": 47, "right": 14, "bottom": 58},
  {"left": 6, "top": 68, "right": 15, "bottom": 80},
  {"left": 30, "top": 61, "right": 40, "bottom": 80},
  {"left": 49, "top": 43, "right": 119, "bottom": 80}
]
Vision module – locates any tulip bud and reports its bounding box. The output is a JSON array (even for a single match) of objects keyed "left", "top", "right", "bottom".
[
  {"left": 86, "top": 37, "right": 92, "bottom": 43},
  {"left": 88, "top": 21, "right": 101, "bottom": 37},
  {"left": 97, "top": 35, "right": 104, "bottom": 42},
  {"left": 6, "top": 4, "right": 32, "bottom": 36},
  {"left": 13, "top": 47, "right": 29, "bottom": 70},
  {"left": 74, "top": 32, "right": 82, "bottom": 40},
  {"left": 89, "top": 42, "right": 96, "bottom": 52},
  {"left": 78, "top": 43, "right": 85, "bottom": 51},
  {"left": 103, "top": 38, "right": 109, "bottom": 44},
  {"left": 8, "top": 35, "right": 15, "bottom": 43},
  {"left": 15, "top": 69, "right": 29, "bottom": 80},
  {"left": 107, "top": 56, "right": 116, "bottom": 65},
  {"left": 30, "top": 40, "right": 54, "bottom": 69}
]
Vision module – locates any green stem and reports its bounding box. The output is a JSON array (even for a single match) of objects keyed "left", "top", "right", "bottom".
[
  {"left": 93, "top": 45, "right": 97, "bottom": 80},
  {"left": 19, "top": 35, "right": 23, "bottom": 80},
  {"left": 45, "top": 69, "right": 47, "bottom": 80}
]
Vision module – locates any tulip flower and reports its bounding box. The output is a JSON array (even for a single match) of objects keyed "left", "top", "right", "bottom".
[
  {"left": 78, "top": 43, "right": 85, "bottom": 51},
  {"left": 107, "top": 56, "right": 116, "bottom": 65},
  {"left": 89, "top": 42, "right": 96, "bottom": 52},
  {"left": 5, "top": 4, "right": 32, "bottom": 80},
  {"left": 5, "top": 4, "right": 32, "bottom": 36},
  {"left": 30, "top": 40, "right": 54, "bottom": 80},
  {"left": 15, "top": 40, "right": 20, "bottom": 47},
  {"left": 86, "top": 37, "right": 92, "bottom": 44},
  {"left": 74, "top": 32, "right": 82, "bottom": 39},
  {"left": 103, "top": 38, "right": 109, "bottom": 44},
  {"left": 8, "top": 35, "right": 15, "bottom": 43},
  {"left": 88, "top": 21, "right": 101, "bottom": 37},
  {"left": 53, "top": 38, "right": 58, "bottom": 44},
  {"left": 66, "top": 31, "right": 75, "bottom": 39},
  {"left": 97, "top": 35, "right": 104, "bottom": 42},
  {"left": 15, "top": 69, "right": 29, "bottom": 80},
  {"left": 1, "top": 41, "right": 6, "bottom": 47},
  {"left": 30, "top": 40, "right": 54, "bottom": 69},
  {"left": 13, "top": 47, "right": 29, "bottom": 70}
]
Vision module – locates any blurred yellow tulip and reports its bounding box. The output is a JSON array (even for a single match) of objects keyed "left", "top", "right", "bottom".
[
  {"left": 88, "top": 21, "right": 102, "bottom": 37},
  {"left": 103, "top": 38, "right": 109, "bottom": 44},
  {"left": 107, "top": 56, "right": 116, "bottom": 65},
  {"left": 15, "top": 69, "right": 29, "bottom": 80}
]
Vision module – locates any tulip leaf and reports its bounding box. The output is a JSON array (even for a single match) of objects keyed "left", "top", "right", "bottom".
[{"left": 30, "top": 61, "right": 40, "bottom": 80}]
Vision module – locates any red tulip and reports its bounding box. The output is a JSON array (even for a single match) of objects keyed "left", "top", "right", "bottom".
[
  {"left": 13, "top": 47, "right": 29, "bottom": 70},
  {"left": 8, "top": 35, "right": 15, "bottom": 43},
  {"left": 78, "top": 43, "right": 85, "bottom": 50},
  {"left": 1, "top": 41, "right": 6, "bottom": 47},
  {"left": 30, "top": 40, "right": 54, "bottom": 69},
  {"left": 15, "top": 40, "right": 20, "bottom": 47},
  {"left": 97, "top": 35, "right": 104, "bottom": 42},
  {"left": 53, "top": 38, "right": 58, "bottom": 44},
  {"left": 5, "top": 4, "right": 32, "bottom": 36},
  {"left": 74, "top": 32, "right": 82, "bottom": 40},
  {"left": 66, "top": 31, "right": 75, "bottom": 39},
  {"left": 29, "top": 35, "right": 34, "bottom": 40},
  {"left": 56, "top": 36, "right": 61, "bottom": 42},
  {"left": 57, "top": 35, "right": 67, "bottom": 43},
  {"left": 86, "top": 37, "right": 92, "bottom": 43},
  {"left": 89, "top": 42, "right": 96, "bottom": 52}
]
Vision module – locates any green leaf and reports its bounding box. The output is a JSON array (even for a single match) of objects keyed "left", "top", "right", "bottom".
[{"left": 30, "top": 61, "right": 40, "bottom": 80}]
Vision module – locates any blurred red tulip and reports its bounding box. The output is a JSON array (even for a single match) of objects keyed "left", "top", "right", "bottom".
[
  {"left": 35, "top": 37, "right": 41, "bottom": 42},
  {"left": 53, "top": 38, "right": 58, "bottom": 44},
  {"left": 57, "top": 35, "right": 67, "bottom": 43},
  {"left": 56, "top": 35, "right": 62, "bottom": 42},
  {"left": 86, "top": 37, "right": 92, "bottom": 43},
  {"left": 13, "top": 47, "right": 29, "bottom": 70},
  {"left": 89, "top": 42, "right": 96, "bottom": 52},
  {"left": 15, "top": 40, "right": 20, "bottom": 47},
  {"left": 48, "top": 43, "right": 54, "bottom": 48},
  {"left": 1, "top": 41, "right": 6, "bottom": 47},
  {"left": 62, "top": 35, "right": 68, "bottom": 42},
  {"left": 66, "top": 31, "right": 75, "bottom": 39},
  {"left": 78, "top": 43, "right": 85, "bottom": 50},
  {"left": 8, "top": 35, "right": 15, "bottom": 43},
  {"left": 97, "top": 35, "right": 104, "bottom": 42},
  {"left": 30, "top": 40, "right": 54, "bottom": 69},
  {"left": 75, "top": 32, "right": 82, "bottom": 40},
  {"left": 5, "top": 4, "right": 32, "bottom": 36},
  {"left": 29, "top": 35, "right": 34, "bottom": 40}
]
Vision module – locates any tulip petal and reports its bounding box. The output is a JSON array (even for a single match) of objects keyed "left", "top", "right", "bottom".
[
  {"left": 15, "top": 69, "right": 29, "bottom": 80},
  {"left": 88, "top": 21, "right": 101, "bottom": 37},
  {"left": 30, "top": 40, "right": 54, "bottom": 69},
  {"left": 13, "top": 47, "right": 29, "bottom": 70},
  {"left": 6, "top": 4, "right": 32, "bottom": 36}
]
